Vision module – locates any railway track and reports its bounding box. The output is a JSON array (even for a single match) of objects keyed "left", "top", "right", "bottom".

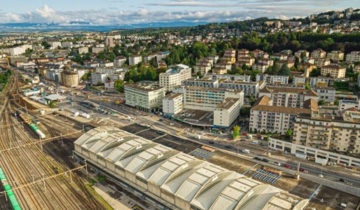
[{"left": 0, "top": 68, "right": 106, "bottom": 209}]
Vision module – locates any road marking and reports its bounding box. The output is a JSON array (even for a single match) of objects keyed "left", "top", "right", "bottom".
[
  {"left": 152, "top": 134, "right": 168, "bottom": 141},
  {"left": 134, "top": 128, "right": 150, "bottom": 135},
  {"left": 243, "top": 163, "right": 259, "bottom": 175}
]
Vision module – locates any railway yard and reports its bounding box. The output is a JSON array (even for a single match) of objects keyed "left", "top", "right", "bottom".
[{"left": 0, "top": 71, "right": 107, "bottom": 210}]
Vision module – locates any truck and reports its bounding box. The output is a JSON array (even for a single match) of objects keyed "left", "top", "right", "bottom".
[{"left": 242, "top": 149, "right": 250, "bottom": 154}]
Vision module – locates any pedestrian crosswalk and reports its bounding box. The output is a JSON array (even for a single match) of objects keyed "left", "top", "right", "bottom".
[{"left": 251, "top": 168, "right": 281, "bottom": 184}]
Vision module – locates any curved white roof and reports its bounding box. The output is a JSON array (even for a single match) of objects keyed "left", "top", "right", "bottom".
[{"left": 75, "top": 127, "right": 308, "bottom": 210}]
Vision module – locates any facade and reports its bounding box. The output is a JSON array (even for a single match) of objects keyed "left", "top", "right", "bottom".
[
  {"left": 269, "top": 138, "right": 360, "bottom": 167},
  {"left": 256, "top": 74, "right": 289, "bottom": 85},
  {"left": 129, "top": 55, "right": 142, "bottom": 66},
  {"left": 311, "top": 49, "right": 326, "bottom": 59},
  {"left": 321, "top": 64, "right": 346, "bottom": 79},
  {"left": 193, "top": 58, "right": 213, "bottom": 75},
  {"left": 219, "top": 81, "right": 263, "bottom": 97},
  {"left": 259, "top": 86, "right": 318, "bottom": 108},
  {"left": 309, "top": 77, "right": 332, "bottom": 87},
  {"left": 327, "top": 51, "right": 344, "bottom": 61},
  {"left": 339, "top": 100, "right": 359, "bottom": 111},
  {"left": 61, "top": 70, "right": 79, "bottom": 87},
  {"left": 292, "top": 76, "right": 306, "bottom": 86},
  {"left": 159, "top": 64, "right": 192, "bottom": 92},
  {"left": 74, "top": 126, "right": 308, "bottom": 210},
  {"left": 346, "top": 51, "right": 360, "bottom": 63},
  {"left": 293, "top": 110, "right": 360, "bottom": 154},
  {"left": 315, "top": 87, "right": 336, "bottom": 103},
  {"left": 250, "top": 96, "right": 317, "bottom": 134},
  {"left": 114, "top": 56, "right": 127, "bottom": 67},
  {"left": 184, "top": 87, "right": 244, "bottom": 112},
  {"left": 125, "top": 83, "right": 165, "bottom": 112},
  {"left": 213, "top": 97, "right": 242, "bottom": 128},
  {"left": 162, "top": 93, "right": 183, "bottom": 116}
]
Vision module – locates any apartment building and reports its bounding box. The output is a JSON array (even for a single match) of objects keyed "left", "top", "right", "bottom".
[
  {"left": 193, "top": 58, "right": 213, "bottom": 75},
  {"left": 294, "top": 50, "right": 310, "bottom": 59},
  {"left": 114, "top": 56, "right": 127, "bottom": 67},
  {"left": 250, "top": 96, "right": 317, "bottom": 134},
  {"left": 159, "top": 64, "right": 192, "bottom": 92},
  {"left": 346, "top": 51, "right": 360, "bottom": 63},
  {"left": 252, "top": 49, "right": 267, "bottom": 58},
  {"left": 293, "top": 110, "right": 360, "bottom": 154},
  {"left": 124, "top": 82, "right": 165, "bottom": 112},
  {"left": 219, "top": 81, "right": 264, "bottom": 97},
  {"left": 311, "top": 49, "right": 326, "bottom": 59},
  {"left": 237, "top": 49, "right": 250, "bottom": 57},
  {"left": 259, "top": 86, "right": 318, "bottom": 108},
  {"left": 339, "top": 100, "right": 359, "bottom": 111},
  {"left": 184, "top": 86, "right": 244, "bottom": 111},
  {"left": 321, "top": 64, "right": 346, "bottom": 78},
  {"left": 129, "top": 55, "right": 142, "bottom": 66},
  {"left": 210, "top": 74, "right": 251, "bottom": 82},
  {"left": 327, "top": 51, "right": 344, "bottom": 61},
  {"left": 309, "top": 77, "right": 332, "bottom": 87},
  {"left": 315, "top": 87, "right": 336, "bottom": 103},
  {"left": 162, "top": 93, "right": 183, "bottom": 116},
  {"left": 314, "top": 58, "right": 331, "bottom": 68},
  {"left": 222, "top": 49, "right": 236, "bottom": 64},
  {"left": 213, "top": 97, "right": 242, "bottom": 128},
  {"left": 182, "top": 78, "right": 219, "bottom": 89},
  {"left": 236, "top": 56, "right": 255, "bottom": 67},
  {"left": 270, "top": 53, "right": 288, "bottom": 61},
  {"left": 293, "top": 76, "right": 306, "bottom": 86},
  {"left": 256, "top": 74, "right": 289, "bottom": 85}
]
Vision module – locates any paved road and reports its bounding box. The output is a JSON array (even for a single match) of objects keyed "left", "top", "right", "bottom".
[{"left": 71, "top": 95, "right": 360, "bottom": 188}]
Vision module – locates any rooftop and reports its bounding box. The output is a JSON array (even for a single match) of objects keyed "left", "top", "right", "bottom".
[{"left": 75, "top": 126, "right": 308, "bottom": 210}]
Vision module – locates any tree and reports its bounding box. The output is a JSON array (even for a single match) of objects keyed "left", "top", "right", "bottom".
[
  {"left": 279, "top": 64, "right": 291, "bottom": 76},
  {"left": 41, "top": 41, "right": 51, "bottom": 49},
  {"left": 114, "top": 79, "right": 124, "bottom": 92},
  {"left": 305, "top": 81, "right": 310, "bottom": 90},
  {"left": 310, "top": 68, "right": 321, "bottom": 77},
  {"left": 318, "top": 99, "right": 325, "bottom": 105},
  {"left": 49, "top": 101, "right": 57, "bottom": 108},
  {"left": 233, "top": 125, "right": 240, "bottom": 139},
  {"left": 286, "top": 129, "right": 293, "bottom": 140}
]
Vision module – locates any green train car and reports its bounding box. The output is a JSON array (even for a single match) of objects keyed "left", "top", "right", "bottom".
[{"left": 0, "top": 167, "right": 21, "bottom": 210}]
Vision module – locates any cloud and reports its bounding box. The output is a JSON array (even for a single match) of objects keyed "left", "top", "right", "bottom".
[{"left": 0, "top": 2, "right": 352, "bottom": 26}]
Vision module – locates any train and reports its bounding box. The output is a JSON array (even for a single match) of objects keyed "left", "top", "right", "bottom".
[
  {"left": 0, "top": 167, "right": 21, "bottom": 210},
  {"left": 18, "top": 113, "right": 46, "bottom": 139}
]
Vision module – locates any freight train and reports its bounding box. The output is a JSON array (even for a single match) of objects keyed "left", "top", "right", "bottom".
[
  {"left": 18, "top": 113, "right": 46, "bottom": 139},
  {"left": 0, "top": 167, "right": 21, "bottom": 210}
]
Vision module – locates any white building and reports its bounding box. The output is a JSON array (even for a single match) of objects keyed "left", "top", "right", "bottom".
[
  {"left": 125, "top": 83, "right": 165, "bottom": 112},
  {"left": 129, "top": 55, "right": 142, "bottom": 66},
  {"left": 162, "top": 93, "right": 183, "bottom": 116},
  {"left": 184, "top": 87, "right": 244, "bottom": 112},
  {"left": 256, "top": 74, "right": 289, "bottom": 85},
  {"left": 339, "top": 100, "right": 359, "bottom": 111},
  {"left": 50, "top": 41, "right": 62, "bottom": 49},
  {"left": 8, "top": 45, "right": 32, "bottom": 56},
  {"left": 74, "top": 126, "right": 309, "bottom": 210},
  {"left": 213, "top": 97, "right": 242, "bottom": 128},
  {"left": 114, "top": 57, "right": 127, "bottom": 67},
  {"left": 315, "top": 87, "right": 336, "bottom": 103},
  {"left": 159, "top": 64, "right": 192, "bottom": 92},
  {"left": 78, "top": 47, "right": 89, "bottom": 54}
]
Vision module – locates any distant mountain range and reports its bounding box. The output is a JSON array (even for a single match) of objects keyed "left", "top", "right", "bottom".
[{"left": 0, "top": 22, "right": 208, "bottom": 32}]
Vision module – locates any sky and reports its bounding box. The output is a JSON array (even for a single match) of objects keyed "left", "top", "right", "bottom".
[{"left": 0, "top": 0, "right": 359, "bottom": 25}]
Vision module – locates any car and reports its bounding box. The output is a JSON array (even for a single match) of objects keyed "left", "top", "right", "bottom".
[
  {"left": 318, "top": 174, "right": 324, "bottom": 178},
  {"left": 274, "top": 162, "right": 281, "bottom": 166},
  {"left": 299, "top": 168, "right": 308, "bottom": 173},
  {"left": 208, "top": 141, "right": 214, "bottom": 145},
  {"left": 261, "top": 158, "right": 269, "bottom": 162},
  {"left": 339, "top": 178, "right": 345, "bottom": 182},
  {"left": 254, "top": 157, "right": 262, "bottom": 161},
  {"left": 283, "top": 164, "right": 291, "bottom": 169}
]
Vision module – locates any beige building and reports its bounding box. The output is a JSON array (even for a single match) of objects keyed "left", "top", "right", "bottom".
[
  {"left": 346, "top": 51, "right": 360, "bottom": 63},
  {"left": 193, "top": 58, "right": 213, "bottom": 75},
  {"left": 162, "top": 93, "right": 183, "bottom": 116},
  {"left": 213, "top": 97, "right": 242, "bottom": 128},
  {"left": 129, "top": 55, "right": 142, "bottom": 66},
  {"left": 327, "top": 51, "right": 344, "bottom": 61},
  {"left": 321, "top": 64, "right": 346, "bottom": 78},
  {"left": 293, "top": 110, "right": 360, "bottom": 154},
  {"left": 223, "top": 49, "right": 236, "bottom": 64},
  {"left": 250, "top": 96, "right": 318, "bottom": 134},
  {"left": 259, "top": 86, "right": 318, "bottom": 108},
  {"left": 311, "top": 49, "right": 326, "bottom": 59},
  {"left": 125, "top": 82, "right": 165, "bottom": 112},
  {"left": 159, "top": 64, "right": 192, "bottom": 92},
  {"left": 61, "top": 70, "right": 79, "bottom": 87}
]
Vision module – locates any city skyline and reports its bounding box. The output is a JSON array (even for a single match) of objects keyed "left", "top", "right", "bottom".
[{"left": 0, "top": 0, "right": 359, "bottom": 25}]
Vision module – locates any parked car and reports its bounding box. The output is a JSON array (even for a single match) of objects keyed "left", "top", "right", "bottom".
[
  {"left": 261, "top": 158, "right": 269, "bottom": 162},
  {"left": 283, "top": 164, "right": 291, "bottom": 169},
  {"left": 274, "top": 162, "right": 281, "bottom": 166},
  {"left": 254, "top": 157, "right": 262, "bottom": 161}
]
